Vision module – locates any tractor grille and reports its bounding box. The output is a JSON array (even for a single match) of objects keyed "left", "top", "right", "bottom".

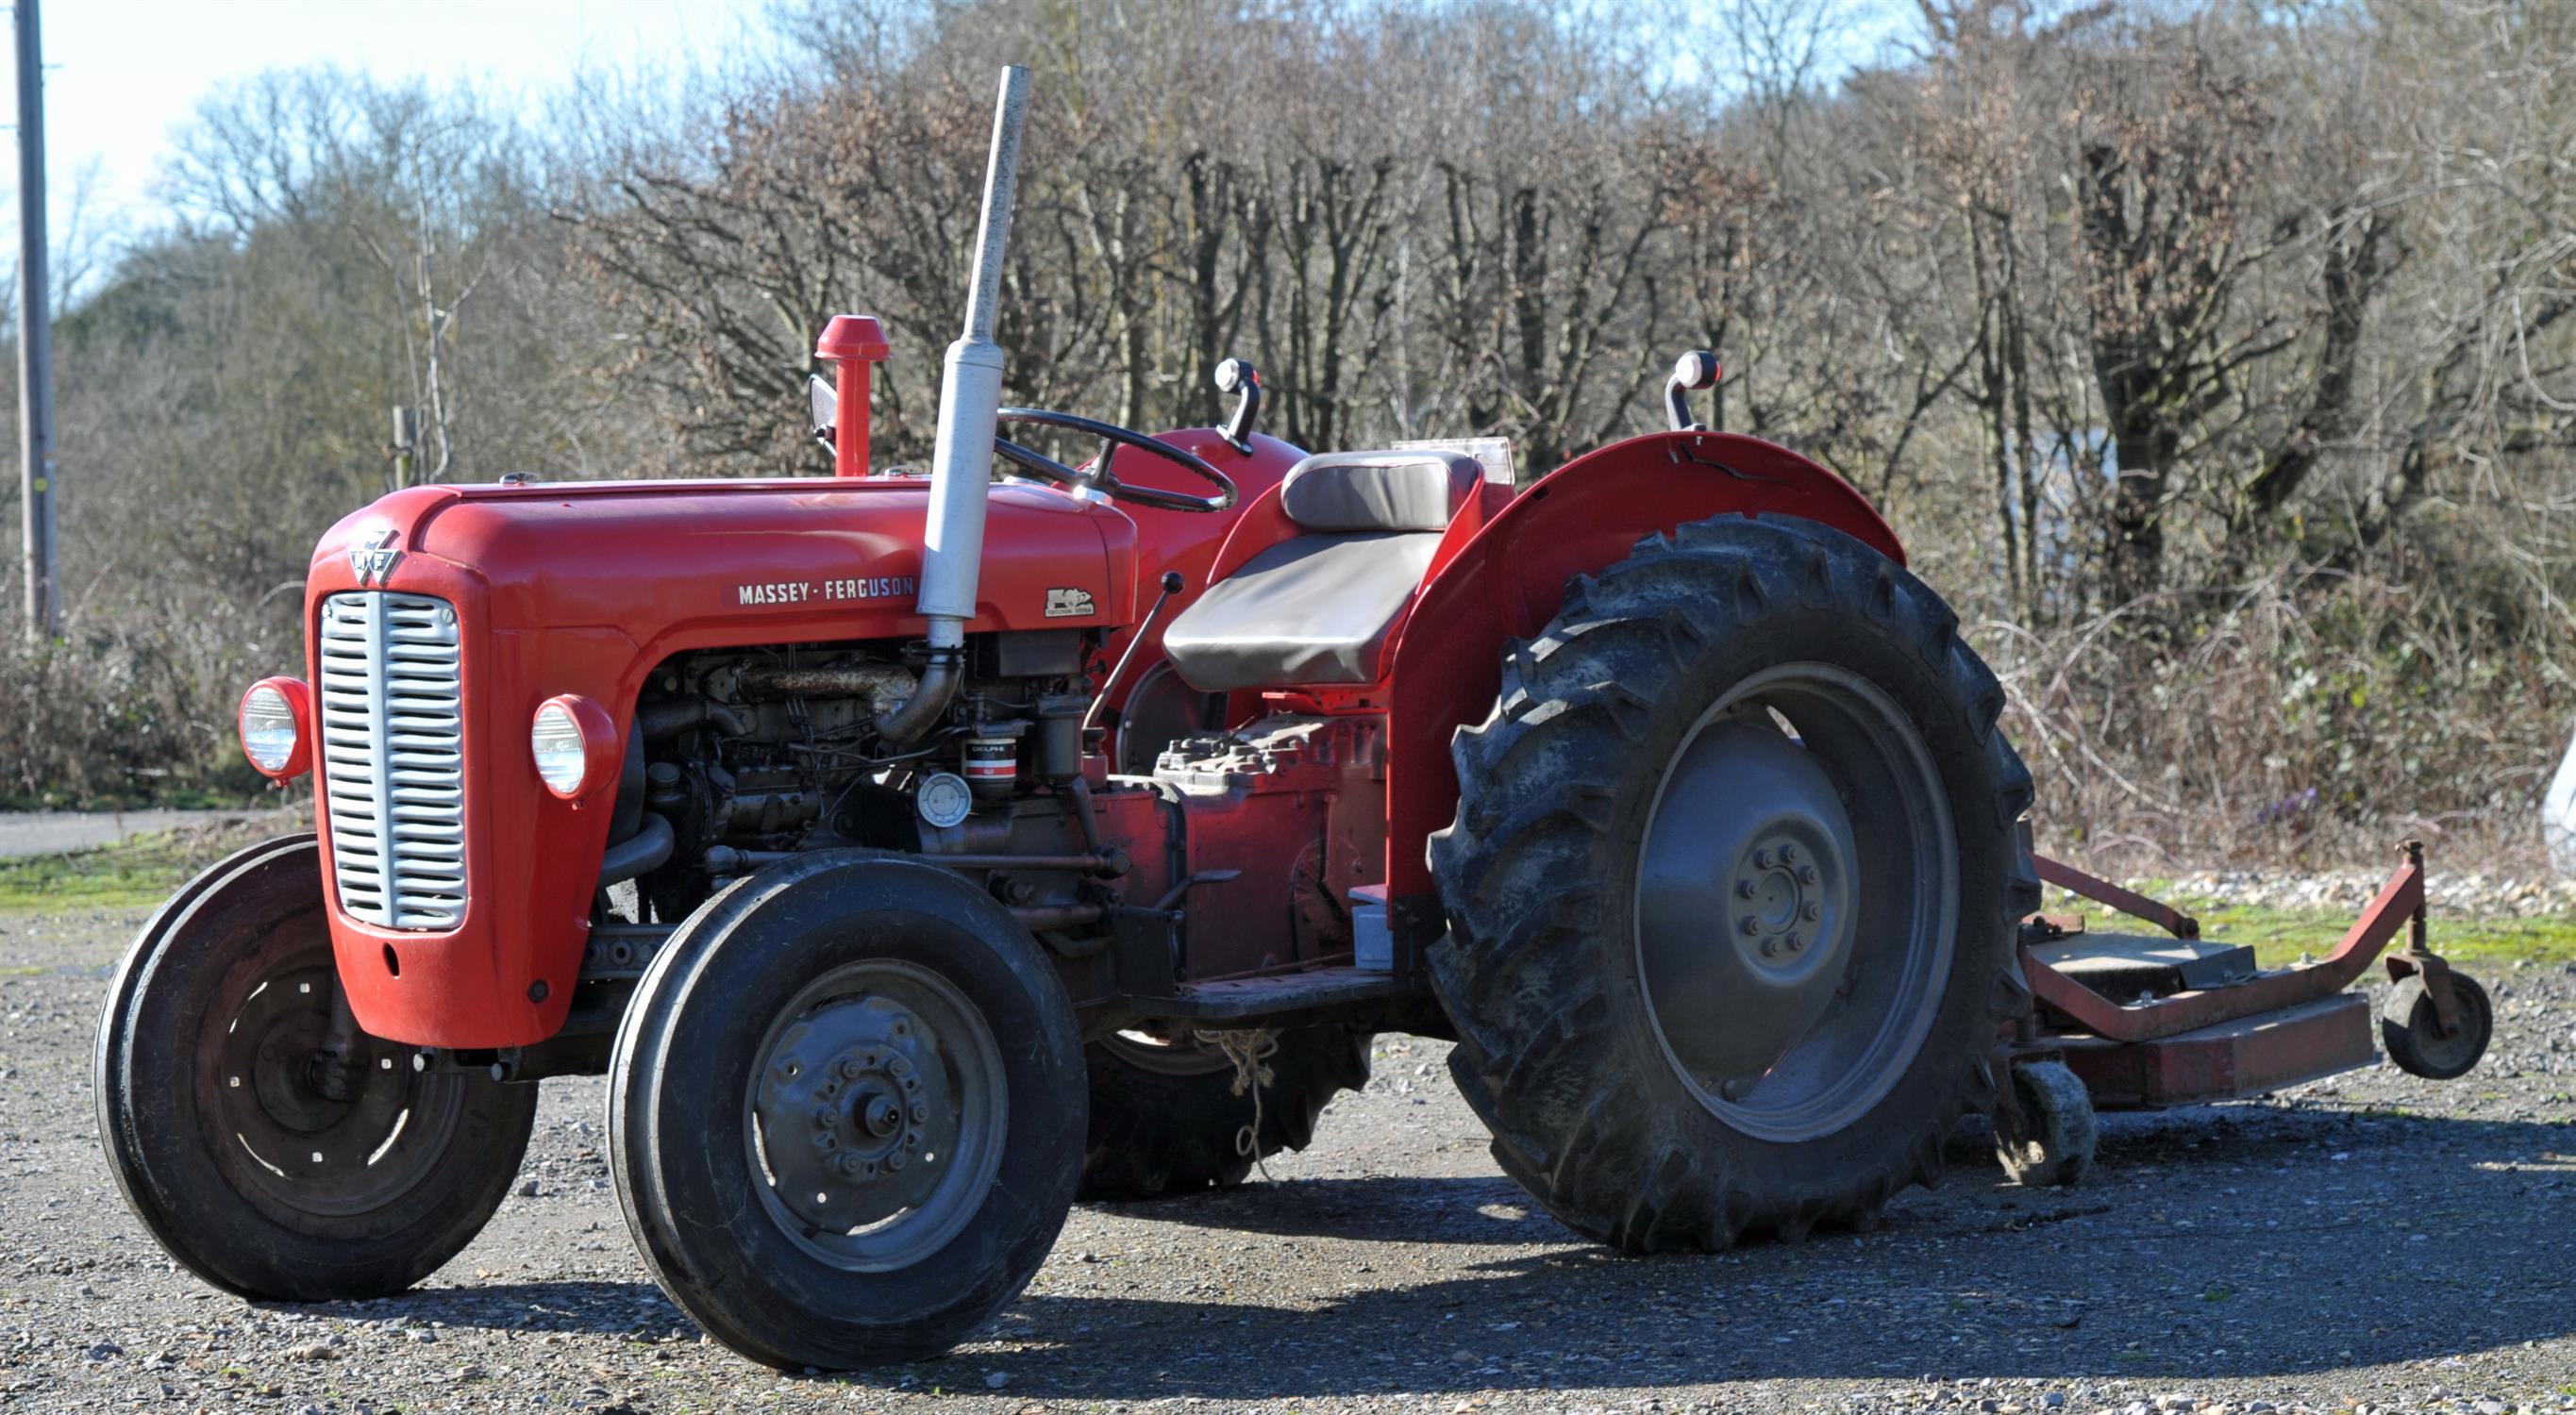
[{"left": 317, "top": 591, "right": 467, "bottom": 929}]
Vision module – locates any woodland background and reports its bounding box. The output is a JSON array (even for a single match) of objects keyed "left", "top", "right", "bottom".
[{"left": 3, "top": 0, "right": 2571, "bottom": 870}]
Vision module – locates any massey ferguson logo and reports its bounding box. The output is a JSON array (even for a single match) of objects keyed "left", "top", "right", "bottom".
[
  {"left": 737, "top": 575, "right": 917, "bottom": 607},
  {"left": 1045, "top": 587, "right": 1096, "bottom": 619},
  {"left": 348, "top": 529, "right": 402, "bottom": 587}
]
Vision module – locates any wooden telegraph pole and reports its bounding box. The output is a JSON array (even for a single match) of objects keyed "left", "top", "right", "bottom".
[{"left": 14, "top": 0, "right": 56, "bottom": 644}]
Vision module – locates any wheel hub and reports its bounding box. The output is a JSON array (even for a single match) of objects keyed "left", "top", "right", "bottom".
[
  {"left": 758, "top": 995, "right": 957, "bottom": 1231},
  {"left": 1631, "top": 666, "right": 1960, "bottom": 1142},
  {"left": 1638, "top": 717, "right": 1858, "bottom": 1090},
  {"left": 206, "top": 962, "right": 463, "bottom": 1219}
]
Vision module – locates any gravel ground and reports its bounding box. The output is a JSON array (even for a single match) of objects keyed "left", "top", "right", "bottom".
[{"left": 6, "top": 903, "right": 2575, "bottom": 1415}]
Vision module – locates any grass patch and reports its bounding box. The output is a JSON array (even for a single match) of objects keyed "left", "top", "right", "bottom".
[
  {"left": 2050, "top": 890, "right": 2576, "bottom": 968},
  {"left": 0, "top": 818, "right": 291, "bottom": 916}
]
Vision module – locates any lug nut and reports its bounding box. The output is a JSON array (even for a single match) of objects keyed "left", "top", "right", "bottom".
[
  {"left": 885, "top": 1151, "right": 908, "bottom": 1172},
  {"left": 1753, "top": 849, "right": 1773, "bottom": 870},
  {"left": 836, "top": 1152, "right": 863, "bottom": 1177},
  {"left": 1736, "top": 879, "right": 1758, "bottom": 899},
  {"left": 1739, "top": 917, "right": 1761, "bottom": 936},
  {"left": 813, "top": 1130, "right": 837, "bottom": 1151},
  {"left": 1798, "top": 865, "right": 1818, "bottom": 885},
  {"left": 842, "top": 1057, "right": 867, "bottom": 1078},
  {"left": 1760, "top": 939, "right": 1780, "bottom": 957},
  {"left": 1803, "top": 900, "right": 1822, "bottom": 921},
  {"left": 910, "top": 1102, "right": 928, "bottom": 1123},
  {"left": 1779, "top": 843, "right": 1798, "bottom": 864}
]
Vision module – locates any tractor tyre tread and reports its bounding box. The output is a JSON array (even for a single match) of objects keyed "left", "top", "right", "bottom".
[{"left": 1079, "top": 1028, "right": 1371, "bottom": 1201}]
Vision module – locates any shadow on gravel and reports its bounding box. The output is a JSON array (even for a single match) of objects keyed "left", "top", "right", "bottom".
[
  {"left": 1097, "top": 1173, "right": 1591, "bottom": 1246},
  {"left": 353, "top": 1106, "right": 2572, "bottom": 1400}
]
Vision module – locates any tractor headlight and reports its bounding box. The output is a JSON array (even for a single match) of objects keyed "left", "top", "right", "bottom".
[
  {"left": 531, "top": 694, "right": 617, "bottom": 801},
  {"left": 239, "top": 678, "right": 311, "bottom": 781}
]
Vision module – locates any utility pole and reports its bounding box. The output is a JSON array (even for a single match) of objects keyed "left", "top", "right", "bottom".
[{"left": 13, "top": 0, "right": 56, "bottom": 644}]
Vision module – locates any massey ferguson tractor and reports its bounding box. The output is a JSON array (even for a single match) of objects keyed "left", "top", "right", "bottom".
[{"left": 96, "top": 69, "right": 2491, "bottom": 1371}]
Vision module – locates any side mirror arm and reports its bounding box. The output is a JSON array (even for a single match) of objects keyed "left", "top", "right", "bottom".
[
  {"left": 1664, "top": 350, "right": 1721, "bottom": 433},
  {"left": 1215, "top": 358, "right": 1263, "bottom": 454}
]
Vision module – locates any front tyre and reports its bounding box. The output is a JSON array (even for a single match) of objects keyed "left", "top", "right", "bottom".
[
  {"left": 1429, "top": 514, "right": 2038, "bottom": 1251},
  {"left": 96, "top": 837, "right": 538, "bottom": 1300},
  {"left": 609, "top": 852, "right": 1085, "bottom": 1370}
]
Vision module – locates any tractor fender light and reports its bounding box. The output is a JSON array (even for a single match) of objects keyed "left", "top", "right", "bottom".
[
  {"left": 239, "top": 677, "right": 313, "bottom": 782},
  {"left": 531, "top": 694, "right": 620, "bottom": 803}
]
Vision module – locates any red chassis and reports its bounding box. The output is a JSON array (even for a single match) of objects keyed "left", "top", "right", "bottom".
[{"left": 299, "top": 421, "right": 1898, "bottom": 1049}]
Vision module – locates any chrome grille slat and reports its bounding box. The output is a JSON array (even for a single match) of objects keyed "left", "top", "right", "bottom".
[{"left": 317, "top": 590, "right": 466, "bottom": 930}]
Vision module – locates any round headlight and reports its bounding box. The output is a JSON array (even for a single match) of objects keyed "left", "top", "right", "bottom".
[
  {"left": 239, "top": 678, "right": 311, "bottom": 780},
  {"left": 530, "top": 694, "right": 617, "bottom": 801}
]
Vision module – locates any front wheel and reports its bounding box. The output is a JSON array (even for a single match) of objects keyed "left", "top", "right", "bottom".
[
  {"left": 609, "top": 852, "right": 1086, "bottom": 1370},
  {"left": 1429, "top": 514, "right": 2038, "bottom": 1251},
  {"left": 96, "top": 837, "right": 537, "bottom": 1300}
]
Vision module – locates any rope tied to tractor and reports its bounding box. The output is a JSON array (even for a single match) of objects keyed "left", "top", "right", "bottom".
[{"left": 1194, "top": 1026, "right": 1281, "bottom": 1180}]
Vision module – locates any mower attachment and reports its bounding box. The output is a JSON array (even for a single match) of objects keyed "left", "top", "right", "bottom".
[{"left": 2014, "top": 842, "right": 2488, "bottom": 1109}]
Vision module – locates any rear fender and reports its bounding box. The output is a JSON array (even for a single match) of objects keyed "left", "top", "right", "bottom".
[{"left": 1380, "top": 430, "right": 1904, "bottom": 909}]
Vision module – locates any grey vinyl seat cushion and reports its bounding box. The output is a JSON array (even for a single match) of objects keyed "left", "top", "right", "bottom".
[{"left": 1163, "top": 450, "right": 1480, "bottom": 692}]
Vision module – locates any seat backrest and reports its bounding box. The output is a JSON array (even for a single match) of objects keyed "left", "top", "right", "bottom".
[{"left": 1279, "top": 451, "right": 1482, "bottom": 534}]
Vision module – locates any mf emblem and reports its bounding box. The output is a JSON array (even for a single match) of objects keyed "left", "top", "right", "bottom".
[
  {"left": 1045, "top": 587, "right": 1096, "bottom": 619},
  {"left": 349, "top": 529, "right": 403, "bottom": 587}
]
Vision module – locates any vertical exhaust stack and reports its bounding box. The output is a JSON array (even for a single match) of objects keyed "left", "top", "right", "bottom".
[{"left": 878, "top": 65, "right": 1031, "bottom": 744}]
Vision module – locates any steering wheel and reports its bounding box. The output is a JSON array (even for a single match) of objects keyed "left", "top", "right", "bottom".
[{"left": 992, "top": 408, "right": 1238, "bottom": 513}]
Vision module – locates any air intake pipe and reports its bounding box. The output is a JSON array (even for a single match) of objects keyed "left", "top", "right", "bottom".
[{"left": 878, "top": 65, "right": 1032, "bottom": 745}]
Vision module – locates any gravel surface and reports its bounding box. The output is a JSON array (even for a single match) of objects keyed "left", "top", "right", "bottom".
[
  {"left": 7, "top": 903, "right": 2575, "bottom": 1415},
  {"left": 2147, "top": 868, "right": 2576, "bottom": 920}
]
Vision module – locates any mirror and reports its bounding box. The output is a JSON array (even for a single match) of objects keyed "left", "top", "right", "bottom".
[{"left": 808, "top": 375, "right": 838, "bottom": 448}]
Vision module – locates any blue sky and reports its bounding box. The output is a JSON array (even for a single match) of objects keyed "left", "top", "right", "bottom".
[{"left": 9, "top": 0, "right": 771, "bottom": 256}]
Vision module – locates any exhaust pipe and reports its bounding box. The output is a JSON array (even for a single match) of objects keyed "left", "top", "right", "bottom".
[{"left": 879, "top": 65, "right": 1032, "bottom": 745}]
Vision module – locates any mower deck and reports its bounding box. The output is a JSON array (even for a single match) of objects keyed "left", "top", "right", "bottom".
[
  {"left": 2014, "top": 841, "right": 2483, "bottom": 1112},
  {"left": 2052, "top": 992, "right": 2377, "bottom": 1108}
]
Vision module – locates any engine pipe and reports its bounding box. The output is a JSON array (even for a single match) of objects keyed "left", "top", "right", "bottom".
[{"left": 882, "top": 65, "right": 1030, "bottom": 745}]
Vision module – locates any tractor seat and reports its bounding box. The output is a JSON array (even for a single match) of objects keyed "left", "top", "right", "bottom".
[{"left": 1162, "top": 450, "right": 1482, "bottom": 692}]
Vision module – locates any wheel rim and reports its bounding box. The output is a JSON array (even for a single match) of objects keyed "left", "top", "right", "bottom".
[
  {"left": 1632, "top": 662, "right": 1960, "bottom": 1141},
  {"left": 1099, "top": 1029, "right": 1237, "bottom": 1078},
  {"left": 745, "top": 959, "right": 1008, "bottom": 1272},
  {"left": 201, "top": 952, "right": 471, "bottom": 1221},
  {"left": 2406, "top": 979, "right": 2484, "bottom": 1073}
]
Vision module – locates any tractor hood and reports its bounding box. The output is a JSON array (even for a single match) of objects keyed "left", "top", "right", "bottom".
[{"left": 309, "top": 475, "right": 1138, "bottom": 639}]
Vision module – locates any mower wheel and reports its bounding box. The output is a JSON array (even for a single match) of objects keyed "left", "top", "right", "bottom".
[
  {"left": 1994, "top": 1060, "right": 2096, "bottom": 1188},
  {"left": 1079, "top": 1027, "right": 1371, "bottom": 1200},
  {"left": 95, "top": 836, "right": 538, "bottom": 1300},
  {"left": 2381, "top": 971, "right": 2492, "bottom": 1080},
  {"left": 608, "top": 851, "right": 1086, "bottom": 1370},
  {"left": 1430, "top": 513, "right": 2038, "bottom": 1251}
]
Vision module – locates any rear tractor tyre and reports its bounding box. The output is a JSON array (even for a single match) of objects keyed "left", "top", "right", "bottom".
[
  {"left": 1079, "top": 1027, "right": 1371, "bottom": 1200},
  {"left": 608, "top": 852, "right": 1086, "bottom": 1370},
  {"left": 2381, "top": 971, "right": 2491, "bottom": 1081},
  {"left": 95, "top": 836, "right": 538, "bottom": 1300},
  {"left": 1994, "top": 1059, "right": 2097, "bottom": 1188},
  {"left": 1429, "top": 513, "right": 2038, "bottom": 1252}
]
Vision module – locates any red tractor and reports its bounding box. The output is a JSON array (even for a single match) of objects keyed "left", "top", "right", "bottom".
[{"left": 95, "top": 69, "right": 2490, "bottom": 1370}]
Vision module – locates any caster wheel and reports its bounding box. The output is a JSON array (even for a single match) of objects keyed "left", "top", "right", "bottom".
[
  {"left": 1995, "top": 1059, "right": 2096, "bottom": 1188},
  {"left": 2382, "top": 971, "right": 2491, "bottom": 1080}
]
